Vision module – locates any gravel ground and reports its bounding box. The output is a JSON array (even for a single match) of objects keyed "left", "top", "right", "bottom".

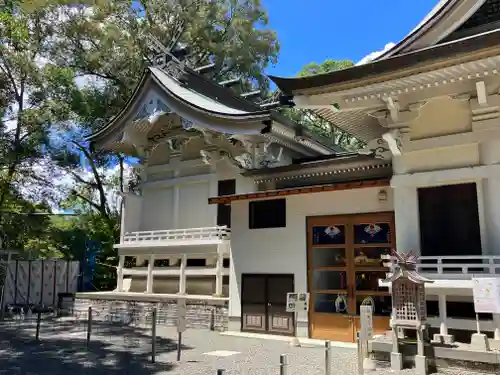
[{"left": 0, "top": 320, "right": 494, "bottom": 375}]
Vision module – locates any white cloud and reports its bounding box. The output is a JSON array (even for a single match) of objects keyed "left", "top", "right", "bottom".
[{"left": 356, "top": 42, "right": 396, "bottom": 66}]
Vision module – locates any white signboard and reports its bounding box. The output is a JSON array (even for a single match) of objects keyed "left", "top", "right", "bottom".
[
  {"left": 472, "top": 277, "right": 500, "bottom": 314},
  {"left": 286, "top": 292, "right": 309, "bottom": 313},
  {"left": 359, "top": 305, "right": 373, "bottom": 340},
  {"left": 177, "top": 298, "right": 187, "bottom": 333}
]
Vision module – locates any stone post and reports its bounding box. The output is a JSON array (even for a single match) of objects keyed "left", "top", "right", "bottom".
[
  {"left": 117, "top": 255, "right": 125, "bottom": 291},
  {"left": 146, "top": 255, "right": 155, "bottom": 293},
  {"left": 178, "top": 254, "right": 187, "bottom": 294}
]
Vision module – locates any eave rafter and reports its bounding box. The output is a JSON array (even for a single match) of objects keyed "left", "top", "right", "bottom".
[
  {"left": 339, "top": 55, "right": 500, "bottom": 106},
  {"left": 208, "top": 178, "right": 391, "bottom": 205}
]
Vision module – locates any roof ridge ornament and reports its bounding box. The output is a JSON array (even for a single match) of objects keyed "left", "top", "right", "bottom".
[{"left": 147, "top": 0, "right": 210, "bottom": 72}]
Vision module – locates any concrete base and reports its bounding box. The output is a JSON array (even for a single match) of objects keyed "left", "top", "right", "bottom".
[
  {"left": 488, "top": 338, "right": 500, "bottom": 350},
  {"left": 296, "top": 319, "right": 309, "bottom": 338},
  {"left": 390, "top": 352, "right": 403, "bottom": 371},
  {"left": 363, "top": 357, "right": 376, "bottom": 371},
  {"left": 432, "top": 333, "right": 455, "bottom": 345},
  {"left": 289, "top": 337, "right": 301, "bottom": 347},
  {"left": 227, "top": 316, "right": 241, "bottom": 332},
  {"left": 471, "top": 333, "right": 490, "bottom": 351},
  {"left": 414, "top": 355, "right": 428, "bottom": 375}
]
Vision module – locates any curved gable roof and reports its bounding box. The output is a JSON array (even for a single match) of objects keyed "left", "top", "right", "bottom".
[{"left": 374, "top": 0, "right": 486, "bottom": 60}]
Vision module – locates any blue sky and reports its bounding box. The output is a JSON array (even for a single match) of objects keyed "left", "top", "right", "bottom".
[{"left": 263, "top": 0, "right": 439, "bottom": 77}]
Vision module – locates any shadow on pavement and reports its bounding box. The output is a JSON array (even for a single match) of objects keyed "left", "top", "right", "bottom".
[{"left": 0, "top": 321, "right": 192, "bottom": 374}]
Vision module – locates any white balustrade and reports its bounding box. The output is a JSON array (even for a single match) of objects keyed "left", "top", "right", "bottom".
[
  {"left": 122, "top": 226, "right": 231, "bottom": 245},
  {"left": 382, "top": 254, "right": 500, "bottom": 279},
  {"left": 121, "top": 266, "right": 230, "bottom": 277}
]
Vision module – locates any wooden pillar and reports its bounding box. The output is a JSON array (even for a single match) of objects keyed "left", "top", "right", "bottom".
[
  {"left": 215, "top": 246, "right": 223, "bottom": 297},
  {"left": 438, "top": 294, "right": 448, "bottom": 336},
  {"left": 117, "top": 255, "right": 125, "bottom": 291},
  {"left": 178, "top": 254, "right": 187, "bottom": 294},
  {"left": 146, "top": 255, "right": 155, "bottom": 293}
]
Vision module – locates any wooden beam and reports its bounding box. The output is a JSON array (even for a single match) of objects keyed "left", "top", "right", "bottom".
[{"left": 208, "top": 178, "right": 390, "bottom": 204}]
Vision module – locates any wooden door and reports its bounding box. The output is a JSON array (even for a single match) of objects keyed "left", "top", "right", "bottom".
[
  {"left": 241, "top": 274, "right": 295, "bottom": 336},
  {"left": 241, "top": 274, "right": 267, "bottom": 333},
  {"left": 307, "top": 212, "right": 394, "bottom": 342}
]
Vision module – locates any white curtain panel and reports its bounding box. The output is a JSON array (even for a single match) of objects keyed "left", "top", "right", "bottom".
[
  {"left": 41, "top": 261, "right": 56, "bottom": 306},
  {"left": 3, "top": 261, "right": 17, "bottom": 306},
  {"left": 68, "top": 261, "right": 80, "bottom": 293},
  {"left": 28, "top": 261, "right": 42, "bottom": 305},
  {"left": 2, "top": 260, "right": 81, "bottom": 309},
  {"left": 16, "top": 262, "right": 30, "bottom": 305}
]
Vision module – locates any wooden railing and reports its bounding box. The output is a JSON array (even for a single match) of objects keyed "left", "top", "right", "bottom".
[
  {"left": 122, "top": 226, "right": 231, "bottom": 244},
  {"left": 382, "top": 255, "right": 500, "bottom": 279}
]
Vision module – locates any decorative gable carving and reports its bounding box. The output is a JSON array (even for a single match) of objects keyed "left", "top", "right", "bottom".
[
  {"left": 358, "top": 138, "right": 392, "bottom": 160},
  {"left": 133, "top": 92, "right": 171, "bottom": 121}
]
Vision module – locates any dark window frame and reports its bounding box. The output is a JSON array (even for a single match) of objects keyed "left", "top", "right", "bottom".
[
  {"left": 249, "top": 198, "right": 286, "bottom": 229},
  {"left": 217, "top": 179, "right": 236, "bottom": 228},
  {"left": 418, "top": 182, "right": 482, "bottom": 257},
  {"left": 186, "top": 258, "right": 207, "bottom": 267}
]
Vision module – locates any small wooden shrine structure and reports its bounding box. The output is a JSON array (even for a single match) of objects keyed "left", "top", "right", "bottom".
[{"left": 384, "top": 250, "right": 433, "bottom": 373}]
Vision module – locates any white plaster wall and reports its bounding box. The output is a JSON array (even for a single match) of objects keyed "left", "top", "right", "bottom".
[
  {"left": 127, "top": 157, "right": 251, "bottom": 232},
  {"left": 121, "top": 195, "right": 143, "bottom": 235},
  {"left": 228, "top": 187, "right": 394, "bottom": 327},
  {"left": 140, "top": 188, "right": 174, "bottom": 231},
  {"left": 215, "top": 160, "right": 256, "bottom": 195},
  {"left": 392, "top": 139, "right": 500, "bottom": 257},
  {"left": 480, "top": 140, "right": 500, "bottom": 256},
  {"left": 178, "top": 182, "right": 213, "bottom": 228}
]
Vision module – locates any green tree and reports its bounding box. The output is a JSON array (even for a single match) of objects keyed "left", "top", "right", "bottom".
[
  {"left": 51, "top": 0, "right": 281, "bottom": 287},
  {"left": 0, "top": 5, "right": 82, "bottom": 225},
  {"left": 0, "top": 189, "right": 54, "bottom": 255},
  {"left": 46, "top": 0, "right": 280, "bottom": 210},
  {"left": 1, "top": 0, "right": 281, "bottom": 277},
  {"left": 297, "top": 59, "right": 354, "bottom": 77}
]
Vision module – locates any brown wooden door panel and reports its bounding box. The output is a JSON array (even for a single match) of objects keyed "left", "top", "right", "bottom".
[
  {"left": 267, "top": 305, "right": 294, "bottom": 335},
  {"left": 241, "top": 273, "right": 295, "bottom": 336},
  {"left": 311, "top": 313, "right": 354, "bottom": 342},
  {"left": 307, "top": 212, "right": 395, "bottom": 343},
  {"left": 241, "top": 274, "right": 266, "bottom": 304},
  {"left": 242, "top": 304, "right": 267, "bottom": 332},
  {"left": 267, "top": 275, "right": 292, "bottom": 304}
]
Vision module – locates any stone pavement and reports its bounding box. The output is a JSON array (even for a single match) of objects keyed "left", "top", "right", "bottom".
[{"left": 0, "top": 321, "right": 490, "bottom": 374}]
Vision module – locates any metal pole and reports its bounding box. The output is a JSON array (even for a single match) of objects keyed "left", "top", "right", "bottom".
[
  {"left": 280, "top": 354, "right": 289, "bottom": 375},
  {"left": 35, "top": 311, "right": 41, "bottom": 341},
  {"left": 151, "top": 308, "right": 157, "bottom": 363},
  {"left": 210, "top": 308, "right": 215, "bottom": 331},
  {"left": 177, "top": 332, "right": 182, "bottom": 361},
  {"left": 86, "top": 306, "right": 92, "bottom": 346},
  {"left": 325, "top": 341, "right": 331, "bottom": 375}
]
